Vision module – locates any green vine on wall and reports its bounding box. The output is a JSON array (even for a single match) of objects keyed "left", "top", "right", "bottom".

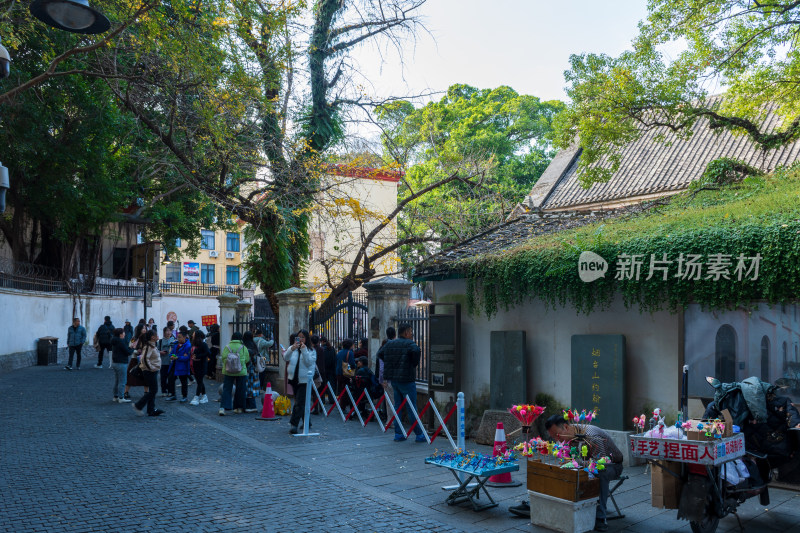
[{"left": 464, "top": 166, "right": 800, "bottom": 317}]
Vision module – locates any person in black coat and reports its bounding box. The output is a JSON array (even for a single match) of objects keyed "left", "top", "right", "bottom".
[
  {"left": 110, "top": 328, "right": 133, "bottom": 403},
  {"left": 190, "top": 330, "right": 210, "bottom": 405},
  {"left": 320, "top": 336, "right": 337, "bottom": 404},
  {"left": 95, "top": 316, "right": 115, "bottom": 368},
  {"left": 207, "top": 324, "right": 220, "bottom": 379}
]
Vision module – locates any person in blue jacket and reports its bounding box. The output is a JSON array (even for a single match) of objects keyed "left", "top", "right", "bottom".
[
  {"left": 165, "top": 331, "right": 192, "bottom": 402},
  {"left": 65, "top": 317, "right": 87, "bottom": 370}
]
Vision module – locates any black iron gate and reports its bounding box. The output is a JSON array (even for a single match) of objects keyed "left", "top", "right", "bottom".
[
  {"left": 309, "top": 292, "right": 368, "bottom": 348},
  {"left": 395, "top": 305, "right": 429, "bottom": 383},
  {"left": 231, "top": 296, "right": 281, "bottom": 366}
]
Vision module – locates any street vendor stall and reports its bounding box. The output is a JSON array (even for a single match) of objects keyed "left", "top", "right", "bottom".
[
  {"left": 516, "top": 408, "right": 616, "bottom": 533},
  {"left": 425, "top": 450, "right": 519, "bottom": 511},
  {"left": 629, "top": 410, "right": 752, "bottom": 533}
]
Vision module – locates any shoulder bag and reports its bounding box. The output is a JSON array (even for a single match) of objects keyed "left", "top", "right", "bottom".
[{"left": 131, "top": 346, "right": 152, "bottom": 379}]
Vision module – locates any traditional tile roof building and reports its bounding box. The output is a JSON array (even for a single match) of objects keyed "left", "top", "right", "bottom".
[
  {"left": 417, "top": 105, "right": 800, "bottom": 280},
  {"left": 527, "top": 107, "right": 800, "bottom": 212},
  {"left": 413, "top": 104, "right": 800, "bottom": 424}
]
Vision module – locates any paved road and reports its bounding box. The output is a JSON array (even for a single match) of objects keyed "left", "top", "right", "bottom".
[{"left": 2, "top": 364, "right": 800, "bottom": 533}]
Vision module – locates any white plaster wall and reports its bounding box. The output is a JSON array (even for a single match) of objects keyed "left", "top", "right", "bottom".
[
  {"left": 431, "top": 279, "right": 681, "bottom": 417},
  {"left": 684, "top": 303, "right": 800, "bottom": 402},
  {"left": 0, "top": 288, "right": 222, "bottom": 356}
]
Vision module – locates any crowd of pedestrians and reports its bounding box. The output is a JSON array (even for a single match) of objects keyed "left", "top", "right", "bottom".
[
  {"left": 64, "top": 313, "right": 425, "bottom": 442},
  {"left": 64, "top": 315, "right": 229, "bottom": 417}
]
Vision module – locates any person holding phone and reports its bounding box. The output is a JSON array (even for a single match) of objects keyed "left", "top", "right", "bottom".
[{"left": 283, "top": 329, "right": 316, "bottom": 434}]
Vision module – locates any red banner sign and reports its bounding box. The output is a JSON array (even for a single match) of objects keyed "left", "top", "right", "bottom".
[
  {"left": 629, "top": 434, "right": 745, "bottom": 465},
  {"left": 201, "top": 315, "right": 217, "bottom": 326}
]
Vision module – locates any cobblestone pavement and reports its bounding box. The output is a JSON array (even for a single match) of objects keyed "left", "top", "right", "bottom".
[{"left": 3, "top": 364, "right": 800, "bottom": 533}]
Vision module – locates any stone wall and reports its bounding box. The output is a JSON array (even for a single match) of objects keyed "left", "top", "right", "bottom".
[
  {"left": 0, "top": 287, "right": 223, "bottom": 373},
  {"left": 430, "top": 278, "right": 682, "bottom": 421}
]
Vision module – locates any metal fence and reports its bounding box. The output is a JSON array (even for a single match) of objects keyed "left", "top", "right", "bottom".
[
  {"left": 309, "top": 292, "right": 369, "bottom": 349},
  {"left": 158, "top": 282, "right": 242, "bottom": 298},
  {"left": 0, "top": 258, "right": 65, "bottom": 292},
  {"left": 395, "top": 305, "right": 430, "bottom": 384},
  {"left": 92, "top": 281, "right": 156, "bottom": 298},
  {"left": 254, "top": 295, "right": 274, "bottom": 319},
  {"left": 230, "top": 314, "right": 281, "bottom": 367},
  {"left": 0, "top": 258, "right": 243, "bottom": 299}
]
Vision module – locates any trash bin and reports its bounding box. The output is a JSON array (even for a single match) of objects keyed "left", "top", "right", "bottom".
[{"left": 37, "top": 337, "right": 58, "bottom": 366}]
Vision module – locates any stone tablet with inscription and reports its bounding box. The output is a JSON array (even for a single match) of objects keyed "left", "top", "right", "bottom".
[
  {"left": 490, "top": 330, "right": 526, "bottom": 411},
  {"left": 571, "top": 334, "right": 626, "bottom": 431}
]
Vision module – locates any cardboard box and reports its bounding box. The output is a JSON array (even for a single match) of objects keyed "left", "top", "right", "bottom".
[
  {"left": 527, "top": 459, "right": 599, "bottom": 502},
  {"left": 651, "top": 460, "right": 683, "bottom": 509}
]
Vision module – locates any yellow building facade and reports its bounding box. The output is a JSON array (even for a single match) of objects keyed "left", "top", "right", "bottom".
[{"left": 161, "top": 227, "right": 244, "bottom": 288}]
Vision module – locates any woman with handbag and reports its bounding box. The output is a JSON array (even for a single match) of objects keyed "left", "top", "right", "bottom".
[
  {"left": 133, "top": 330, "right": 164, "bottom": 417},
  {"left": 283, "top": 329, "right": 316, "bottom": 434}
]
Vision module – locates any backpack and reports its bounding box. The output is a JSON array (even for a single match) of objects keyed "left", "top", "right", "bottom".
[
  {"left": 255, "top": 354, "right": 268, "bottom": 373},
  {"left": 225, "top": 345, "right": 245, "bottom": 374}
]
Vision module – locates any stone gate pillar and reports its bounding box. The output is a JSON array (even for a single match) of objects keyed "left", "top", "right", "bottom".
[
  {"left": 217, "top": 292, "right": 239, "bottom": 353},
  {"left": 275, "top": 287, "right": 314, "bottom": 394},
  {"left": 364, "top": 277, "right": 412, "bottom": 368},
  {"left": 235, "top": 299, "right": 252, "bottom": 323}
]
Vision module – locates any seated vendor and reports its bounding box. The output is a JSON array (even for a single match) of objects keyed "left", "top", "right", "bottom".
[{"left": 546, "top": 415, "right": 624, "bottom": 533}]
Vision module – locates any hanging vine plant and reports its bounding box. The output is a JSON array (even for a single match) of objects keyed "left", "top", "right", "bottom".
[{"left": 463, "top": 166, "right": 800, "bottom": 317}]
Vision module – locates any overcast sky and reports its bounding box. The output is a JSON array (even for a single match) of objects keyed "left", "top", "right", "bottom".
[{"left": 350, "top": 0, "right": 650, "bottom": 104}]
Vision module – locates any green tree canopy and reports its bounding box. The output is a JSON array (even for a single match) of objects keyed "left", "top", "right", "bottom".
[
  {"left": 1, "top": 0, "right": 429, "bottom": 307},
  {"left": 0, "top": 1, "right": 228, "bottom": 280},
  {"left": 378, "top": 84, "right": 564, "bottom": 270},
  {"left": 555, "top": 0, "right": 800, "bottom": 186}
]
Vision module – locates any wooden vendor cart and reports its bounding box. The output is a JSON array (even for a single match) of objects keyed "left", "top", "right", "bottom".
[{"left": 629, "top": 433, "right": 747, "bottom": 533}]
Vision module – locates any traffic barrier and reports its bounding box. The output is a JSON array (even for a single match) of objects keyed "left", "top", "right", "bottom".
[
  {"left": 256, "top": 382, "right": 279, "bottom": 421},
  {"left": 294, "top": 368, "right": 319, "bottom": 437},
  {"left": 308, "top": 380, "right": 459, "bottom": 450},
  {"left": 486, "top": 422, "right": 521, "bottom": 487}
]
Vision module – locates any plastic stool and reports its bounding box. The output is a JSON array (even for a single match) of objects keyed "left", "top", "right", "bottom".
[{"left": 607, "top": 475, "right": 628, "bottom": 520}]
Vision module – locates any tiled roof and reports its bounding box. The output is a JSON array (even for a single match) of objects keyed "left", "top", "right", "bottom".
[
  {"left": 414, "top": 210, "right": 621, "bottom": 280},
  {"left": 416, "top": 101, "right": 800, "bottom": 280},
  {"left": 325, "top": 164, "right": 403, "bottom": 183},
  {"left": 528, "top": 105, "right": 800, "bottom": 211}
]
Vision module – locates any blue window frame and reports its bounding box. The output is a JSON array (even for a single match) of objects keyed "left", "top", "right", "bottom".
[
  {"left": 226, "top": 265, "right": 240, "bottom": 285},
  {"left": 201, "top": 264, "right": 215, "bottom": 284},
  {"left": 165, "top": 263, "right": 181, "bottom": 283},
  {"left": 226, "top": 232, "right": 240, "bottom": 252},
  {"left": 200, "top": 230, "right": 215, "bottom": 250}
]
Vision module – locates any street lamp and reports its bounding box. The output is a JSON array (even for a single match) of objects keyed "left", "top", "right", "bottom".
[
  {"left": 162, "top": 253, "right": 172, "bottom": 265},
  {"left": 141, "top": 242, "right": 160, "bottom": 323},
  {"left": 0, "top": 2, "right": 109, "bottom": 214},
  {"left": 0, "top": 163, "right": 8, "bottom": 214},
  {"left": 0, "top": 37, "right": 10, "bottom": 79},
  {"left": 30, "top": 0, "right": 110, "bottom": 34},
  {"left": 0, "top": 39, "right": 9, "bottom": 214}
]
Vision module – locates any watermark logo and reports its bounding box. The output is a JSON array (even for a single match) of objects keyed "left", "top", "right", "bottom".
[
  {"left": 578, "top": 251, "right": 608, "bottom": 282},
  {"left": 577, "top": 252, "right": 762, "bottom": 283}
]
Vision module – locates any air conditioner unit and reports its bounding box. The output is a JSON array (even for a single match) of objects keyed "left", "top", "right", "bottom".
[
  {"left": 209, "top": 250, "right": 219, "bottom": 258},
  {"left": 225, "top": 252, "right": 235, "bottom": 259}
]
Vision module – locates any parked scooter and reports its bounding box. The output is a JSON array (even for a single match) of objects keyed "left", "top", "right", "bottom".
[{"left": 683, "top": 376, "right": 800, "bottom": 533}]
